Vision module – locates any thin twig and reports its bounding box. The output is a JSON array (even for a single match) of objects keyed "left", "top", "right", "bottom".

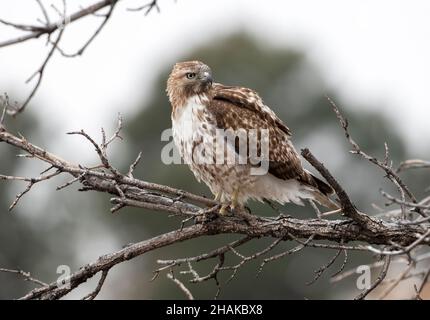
[
  {"left": 167, "top": 270, "right": 194, "bottom": 300},
  {"left": 53, "top": 1, "right": 117, "bottom": 57},
  {"left": 326, "top": 96, "right": 418, "bottom": 204},
  {"left": 0, "top": 268, "right": 47, "bottom": 287},
  {"left": 307, "top": 248, "right": 343, "bottom": 285},
  {"left": 127, "top": 0, "right": 160, "bottom": 15},
  {"left": 82, "top": 269, "right": 109, "bottom": 300},
  {"left": 355, "top": 255, "right": 391, "bottom": 300}
]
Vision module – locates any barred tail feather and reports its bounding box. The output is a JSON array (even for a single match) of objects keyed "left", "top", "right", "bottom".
[
  {"left": 252, "top": 174, "right": 339, "bottom": 210},
  {"left": 308, "top": 189, "right": 339, "bottom": 210}
]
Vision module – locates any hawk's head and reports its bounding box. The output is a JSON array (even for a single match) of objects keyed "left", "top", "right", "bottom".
[{"left": 166, "top": 61, "right": 213, "bottom": 110}]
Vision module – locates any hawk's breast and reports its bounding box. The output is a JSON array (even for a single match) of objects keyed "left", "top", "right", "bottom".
[{"left": 171, "top": 94, "right": 214, "bottom": 172}]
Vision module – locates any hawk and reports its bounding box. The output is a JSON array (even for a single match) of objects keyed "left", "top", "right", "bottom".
[{"left": 167, "top": 60, "right": 338, "bottom": 213}]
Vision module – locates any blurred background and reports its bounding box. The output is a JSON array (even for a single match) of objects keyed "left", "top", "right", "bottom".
[{"left": 0, "top": 0, "right": 429, "bottom": 299}]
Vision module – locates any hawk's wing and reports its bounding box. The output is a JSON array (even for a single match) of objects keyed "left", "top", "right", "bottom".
[
  {"left": 208, "top": 84, "right": 306, "bottom": 183},
  {"left": 212, "top": 84, "right": 292, "bottom": 136}
]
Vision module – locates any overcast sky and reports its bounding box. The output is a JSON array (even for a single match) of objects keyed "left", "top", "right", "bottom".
[{"left": 1, "top": 0, "right": 430, "bottom": 156}]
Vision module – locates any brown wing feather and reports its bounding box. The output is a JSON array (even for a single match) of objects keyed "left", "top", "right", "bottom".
[
  {"left": 212, "top": 84, "right": 292, "bottom": 136},
  {"left": 208, "top": 84, "right": 333, "bottom": 196},
  {"left": 208, "top": 87, "right": 303, "bottom": 181}
]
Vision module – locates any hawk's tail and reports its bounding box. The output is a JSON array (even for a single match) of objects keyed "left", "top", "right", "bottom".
[
  {"left": 308, "top": 189, "right": 340, "bottom": 210},
  {"left": 304, "top": 171, "right": 339, "bottom": 210}
]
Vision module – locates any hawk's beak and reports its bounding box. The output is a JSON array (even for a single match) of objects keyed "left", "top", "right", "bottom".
[{"left": 201, "top": 71, "right": 213, "bottom": 85}]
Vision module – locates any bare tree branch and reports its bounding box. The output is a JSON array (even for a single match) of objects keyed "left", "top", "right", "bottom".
[
  {"left": 355, "top": 255, "right": 391, "bottom": 300},
  {"left": 301, "top": 148, "right": 381, "bottom": 230},
  {"left": 0, "top": 268, "right": 47, "bottom": 287},
  {"left": 52, "top": 1, "right": 118, "bottom": 58},
  {"left": 82, "top": 269, "right": 110, "bottom": 300},
  {"left": 127, "top": 0, "right": 160, "bottom": 14},
  {"left": 0, "top": 0, "right": 118, "bottom": 49},
  {"left": 167, "top": 270, "right": 194, "bottom": 300},
  {"left": 1, "top": 100, "right": 430, "bottom": 299},
  {"left": 326, "top": 96, "right": 418, "bottom": 205},
  {"left": 0, "top": 0, "right": 160, "bottom": 115},
  {"left": 6, "top": 4, "right": 66, "bottom": 116}
]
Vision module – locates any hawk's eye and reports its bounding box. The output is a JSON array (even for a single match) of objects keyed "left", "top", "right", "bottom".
[{"left": 186, "top": 72, "right": 196, "bottom": 79}]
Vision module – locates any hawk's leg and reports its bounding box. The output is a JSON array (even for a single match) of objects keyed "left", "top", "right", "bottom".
[
  {"left": 219, "top": 188, "right": 240, "bottom": 215},
  {"left": 214, "top": 191, "right": 229, "bottom": 215},
  {"left": 231, "top": 187, "right": 239, "bottom": 211},
  {"left": 214, "top": 191, "right": 223, "bottom": 202},
  {"left": 218, "top": 192, "right": 230, "bottom": 215}
]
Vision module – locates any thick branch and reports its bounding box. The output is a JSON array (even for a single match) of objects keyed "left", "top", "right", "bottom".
[
  {"left": 302, "top": 148, "right": 382, "bottom": 231},
  {"left": 17, "top": 214, "right": 426, "bottom": 300},
  {"left": 1, "top": 114, "right": 429, "bottom": 300}
]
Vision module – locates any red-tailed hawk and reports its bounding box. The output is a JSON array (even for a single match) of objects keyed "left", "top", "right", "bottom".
[{"left": 167, "top": 60, "right": 338, "bottom": 213}]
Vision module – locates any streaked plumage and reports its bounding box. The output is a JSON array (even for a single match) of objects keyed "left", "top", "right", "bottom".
[{"left": 166, "top": 60, "right": 337, "bottom": 211}]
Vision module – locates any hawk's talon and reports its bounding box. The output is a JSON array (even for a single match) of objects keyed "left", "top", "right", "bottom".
[
  {"left": 217, "top": 188, "right": 240, "bottom": 215},
  {"left": 219, "top": 203, "right": 229, "bottom": 215}
]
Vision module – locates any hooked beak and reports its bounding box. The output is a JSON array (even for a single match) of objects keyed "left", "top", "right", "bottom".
[{"left": 201, "top": 71, "right": 213, "bottom": 85}]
